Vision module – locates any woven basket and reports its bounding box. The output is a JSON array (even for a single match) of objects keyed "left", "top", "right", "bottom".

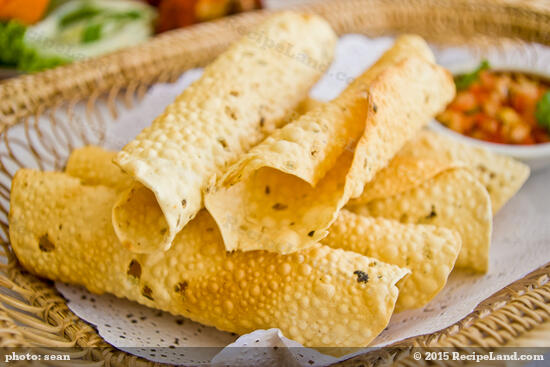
[{"left": 0, "top": 0, "right": 549, "bottom": 365}]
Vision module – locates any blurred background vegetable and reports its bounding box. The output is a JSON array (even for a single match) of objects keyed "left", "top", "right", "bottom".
[
  {"left": 0, "top": 0, "right": 156, "bottom": 72},
  {"left": 0, "top": 0, "right": 51, "bottom": 25},
  {"left": 535, "top": 92, "right": 550, "bottom": 133},
  {"left": 0, "top": 0, "right": 262, "bottom": 76},
  {"left": 152, "top": 0, "right": 261, "bottom": 32}
]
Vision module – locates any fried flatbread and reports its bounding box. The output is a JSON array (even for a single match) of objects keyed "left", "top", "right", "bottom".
[
  {"left": 349, "top": 168, "right": 492, "bottom": 273},
  {"left": 113, "top": 12, "right": 337, "bottom": 254},
  {"left": 205, "top": 35, "right": 455, "bottom": 254},
  {"left": 396, "top": 130, "right": 530, "bottom": 213},
  {"left": 324, "top": 210, "right": 461, "bottom": 311},
  {"left": 10, "top": 168, "right": 408, "bottom": 349}
]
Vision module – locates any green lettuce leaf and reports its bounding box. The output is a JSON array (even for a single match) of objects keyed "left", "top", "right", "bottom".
[
  {"left": 1, "top": 0, "right": 155, "bottom": 73},
  {"left": 0, "top": 21, "right": 27, "bottom": 66},
  {"left": 0, "top": 20, "right": 69, "bottom": 72}
]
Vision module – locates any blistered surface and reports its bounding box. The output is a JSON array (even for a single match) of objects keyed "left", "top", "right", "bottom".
[
  {"left": 205, "top": 36, "right": 455, "bottom": 254},
  {"left": 350, "top": 168, "right": 493, "bottom": 273},
  {"left": 48, "top": 35, "right": 550, "bottom": 366},
  {"left": 325, "top": 211, "right": 461, "bottom": 312},
  {"left": 112, "top": 12, "right": 337, "bottom": 253}
]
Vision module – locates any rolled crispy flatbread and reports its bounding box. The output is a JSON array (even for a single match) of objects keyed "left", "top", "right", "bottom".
[
  {"left": 204, "top": 35, "right": 455, "bottom": 254},
  {"left": 10, "top": 164, "right": 408, "bottom": 349},
  {"left": 349, "top": 167, "right": 492, "bottom": 273},
  {"left": 67, "top": 146, "right": 459, "bottom": 311},
  {"left": 324, "top": 210, "right": 461, "bottom": 312},
  {"left": 113, "top": 12, "right": 337, "bottom": 254}
]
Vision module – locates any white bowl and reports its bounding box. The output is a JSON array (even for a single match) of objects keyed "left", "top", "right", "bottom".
[{"left": 430, "top": 41, "right": 550, "bottom": 172}]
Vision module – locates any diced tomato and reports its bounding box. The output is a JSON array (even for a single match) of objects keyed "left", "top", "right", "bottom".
[
  {"left": 534, "top": 128, "right": 550, "bottom": 143},
  {"left": 521, "top": 105, "right": 537, "bottom": 127},
  {"left": 508, "top": 124, "right": 531, "bottom": 144},
  {"left": 494, "top": 75, "right": 510, "bottom": 99},
  {"left": 469, "top": 82, "right": 483, "bottom": 95},
  {"left": 479, "top": 70, "right": 496, "bottom": 89},
  {"left": 482, "top": 93, "right": 501, "bottom": 117},
  {"left": 510, "top": 80, "right": 539, "bottom": 112},
  {"left": 478, "top": 116, "right": 499, "bottom": 135},
  {"left": 450, "top": 91, "right": 477, "bottom": 112}
]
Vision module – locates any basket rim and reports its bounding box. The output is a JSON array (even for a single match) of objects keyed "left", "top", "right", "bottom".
[{"left": 1, "top": 0, "right": 550, "bottom": 127}]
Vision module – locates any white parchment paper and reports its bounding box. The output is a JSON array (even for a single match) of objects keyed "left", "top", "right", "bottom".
[{"left": 55, "top": 35, "right": 550, "bottom": 366}]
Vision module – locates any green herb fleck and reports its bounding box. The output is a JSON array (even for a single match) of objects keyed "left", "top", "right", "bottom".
[
  {"left": 285, "top": 161, "right": 296, "bottom": 170},
  {"left": 38, "top": 234, "right": 55, "bottom": 252},
  {"left": 174, "top": 281, "right": 188, "bottom": 293},
  {"left": 127, "top": 259, "right": 141, "bottom": 279},
  {"left": 353, "top": 270, "right": 369, "bottom": 283},
  {"left": 142, "top": 285, "right": 154, "bottom": 300},
  {"left": 454, "top": 60, "right": 490, "bottom": 90},
  {"left": 217, "top": 138, "right": 228, "bottom": 149},
  {"left": 423, "top": 246, "right": 433, "bottom": 260},
  {"left": 425, "top": 205, "right": 437, "bottom": 220},
  {"left": 272, "top": 203, "right": 288, "bottom": 210}
]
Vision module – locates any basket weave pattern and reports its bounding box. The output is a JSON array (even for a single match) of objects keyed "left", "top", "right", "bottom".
[{"left": 0, "top": 0, "right": 549, "bottom": 365}]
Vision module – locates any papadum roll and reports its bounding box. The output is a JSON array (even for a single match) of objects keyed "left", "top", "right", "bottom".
[
  {"left": 348, "top": 167, "right": 492, "bottom": 273},
  {"left": 204, "top": 35, "right": 456, "bottom": 254},
  {"left": 113, "top": 12, "right": 337, "bottom": 254},
  {"left": 10, "top": 166, "right": 408, "bottom": 349},
  {"left": 323, "top": 210, "right": 461, "bottom": 312},
  {"left": 66, "top": 147, "right": 462, "bottom": 308}
]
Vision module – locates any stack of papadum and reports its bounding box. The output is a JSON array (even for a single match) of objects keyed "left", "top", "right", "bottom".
[{"left": 9, "top": 11, "right": 529, "bottom": 351}]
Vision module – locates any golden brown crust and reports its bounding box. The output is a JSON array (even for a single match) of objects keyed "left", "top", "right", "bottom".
[
  {"left": 396, "top": 130, "right": 530, "bottom": 214},
  {"left": 349, "top": 168, "right": 492, "bottom": 273},
  {"left": 204, "top": 35, "right": 456, "bottom": 254},
  {"left": 324, "top": 210, "right": 461, "bottom": 311},
  {"left": 112, "top": 12, "right": 337, "bottom": 254},
  {"left": 10, "top": 168, "right": 408, "bottom": 349}
]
